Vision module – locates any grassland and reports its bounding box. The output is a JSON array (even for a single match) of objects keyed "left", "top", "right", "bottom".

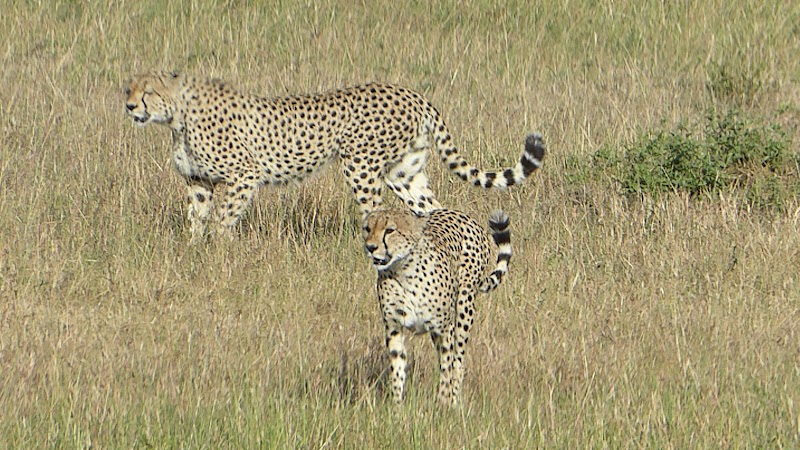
[{"left": 1, "top": 0, "right": 798, "bottom": 448}]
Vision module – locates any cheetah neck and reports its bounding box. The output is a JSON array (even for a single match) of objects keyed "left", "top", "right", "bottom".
[
  {"left": 167, "top": 78, "right": 193, "bottom": 132},
  {"left": 378, "top": 245, "right": 422, "bottom": 276}
]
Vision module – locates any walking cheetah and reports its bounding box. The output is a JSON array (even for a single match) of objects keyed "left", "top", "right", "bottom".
[
  {"left": 362, "top": 208, "right": 513, "bottom": 405},
  {"left": 125, "top": 71, "right": 545, "bottom": 242}
]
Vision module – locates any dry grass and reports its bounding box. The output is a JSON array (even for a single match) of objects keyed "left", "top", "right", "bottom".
[{"left": 1, "top": 0, "right": 799, "bottom": 448}]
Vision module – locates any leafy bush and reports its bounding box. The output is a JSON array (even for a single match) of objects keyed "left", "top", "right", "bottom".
[{"left": 592, "top": 109, "right": 798, "bottom": 211}]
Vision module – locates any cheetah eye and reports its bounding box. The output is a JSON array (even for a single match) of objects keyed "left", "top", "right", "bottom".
[
  {"left": 124, "top": 87, "right": 131, "bottom": 95},
  {"left": 363, "top": 225, "right": 371, "bottom": 233},
  {"left": 385, "top": 227, "right": 395, "bottom": 235}
]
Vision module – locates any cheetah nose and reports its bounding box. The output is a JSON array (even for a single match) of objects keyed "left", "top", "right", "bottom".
[
  {"left": 126, "top": 103, "right": 135, "bottom": 111},
  {"left": 365, "top": 243, "right": 378, "bottom": 253}
]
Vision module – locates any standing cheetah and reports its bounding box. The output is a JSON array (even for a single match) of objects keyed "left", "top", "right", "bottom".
[
  {"left": 124, "top": 71, "right": 545, "bottom": 242},
  {"left": 362, "top": 208, "right": 513, "bottom": 405}
]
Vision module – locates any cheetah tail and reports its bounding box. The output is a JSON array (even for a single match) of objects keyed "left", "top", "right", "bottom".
[
  {"left": 436, "top": 130, "right": 546, "bottom": 189},
  {"left": 480, "top": 210, "right": 512, "bottom": 293}
]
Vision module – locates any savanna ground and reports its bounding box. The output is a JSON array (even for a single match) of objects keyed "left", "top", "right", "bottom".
[{"left": 1, "top": 0, "right": 799, "bottom": 448}]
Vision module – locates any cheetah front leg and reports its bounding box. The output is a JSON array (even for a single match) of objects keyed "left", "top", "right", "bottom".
[
  {"left": 213, "top": 175, "right": 256, "bottom": 239},
  {"left": 378, "top": 277, "right": 410, "bottom": 403},
  {"left": 186, "top": 178, "right": 214, "bottom": 244},
  {"left": 385, "top": 321, "right": 408, "bottom": 403}
]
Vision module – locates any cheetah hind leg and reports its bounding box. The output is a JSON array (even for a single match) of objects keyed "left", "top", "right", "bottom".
[
  {"left": 431, "top": 329, "right": 458, "bottom": 406},
  {"left": 384, "top": 149, "right": 441, "bottom": 215},
  {"left": 450, "top": 288, "right": 476, "bottom": 404},
  {"left": 186, "top": 180, "right": 214, "bottom": 244},
  {"left": 212, "top": 177, "right": 256, "bottom": 240}
]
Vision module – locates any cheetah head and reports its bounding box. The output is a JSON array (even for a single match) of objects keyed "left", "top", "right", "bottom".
[
  {"left": 363, "top": 209, "right": 424, "bottom": 271},
  {"left": 124, "top": 71, "right": 183, "bottom": 127}
]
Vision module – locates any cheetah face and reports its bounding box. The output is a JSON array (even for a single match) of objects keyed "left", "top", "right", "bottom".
[
  {"left": 124, "top": 72, "right": 181, "bottom": 127},
  {"left": 363, "top": 210, "right": 423, "bottom": 271}
]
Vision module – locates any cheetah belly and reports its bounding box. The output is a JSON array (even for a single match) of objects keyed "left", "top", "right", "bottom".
[{"left": 173, "top": 136, "right": 226, "bottom": 183}]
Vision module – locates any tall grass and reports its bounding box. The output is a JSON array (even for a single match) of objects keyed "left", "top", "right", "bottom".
[{"left": 1, "top": 0, "right": 798, "bottom": 448}]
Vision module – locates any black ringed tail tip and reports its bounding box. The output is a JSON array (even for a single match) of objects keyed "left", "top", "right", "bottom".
[
  {"left": 488, "top": 211, "right": 510, "bottom": 231},
  {"left": 521, "top": 132, "right": 546, "bottom": 176},
  {"left": 525, "top": 133, "right": 546, "bottom": 159}
]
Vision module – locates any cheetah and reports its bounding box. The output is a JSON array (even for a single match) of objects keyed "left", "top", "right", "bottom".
[
  {"left": 125, "top": 71, "right": 545, "bottom": 242},
  {"left": 362, "top": 208, "right": 513, "bottom": 405}
]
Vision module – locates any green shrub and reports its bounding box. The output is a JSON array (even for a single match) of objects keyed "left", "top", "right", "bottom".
[
  {"left": 591, "top": 109, "right": 797, "bottom": 211},
  {"left": 622, "top": 123, "right": 720, "bottom": 197}
]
